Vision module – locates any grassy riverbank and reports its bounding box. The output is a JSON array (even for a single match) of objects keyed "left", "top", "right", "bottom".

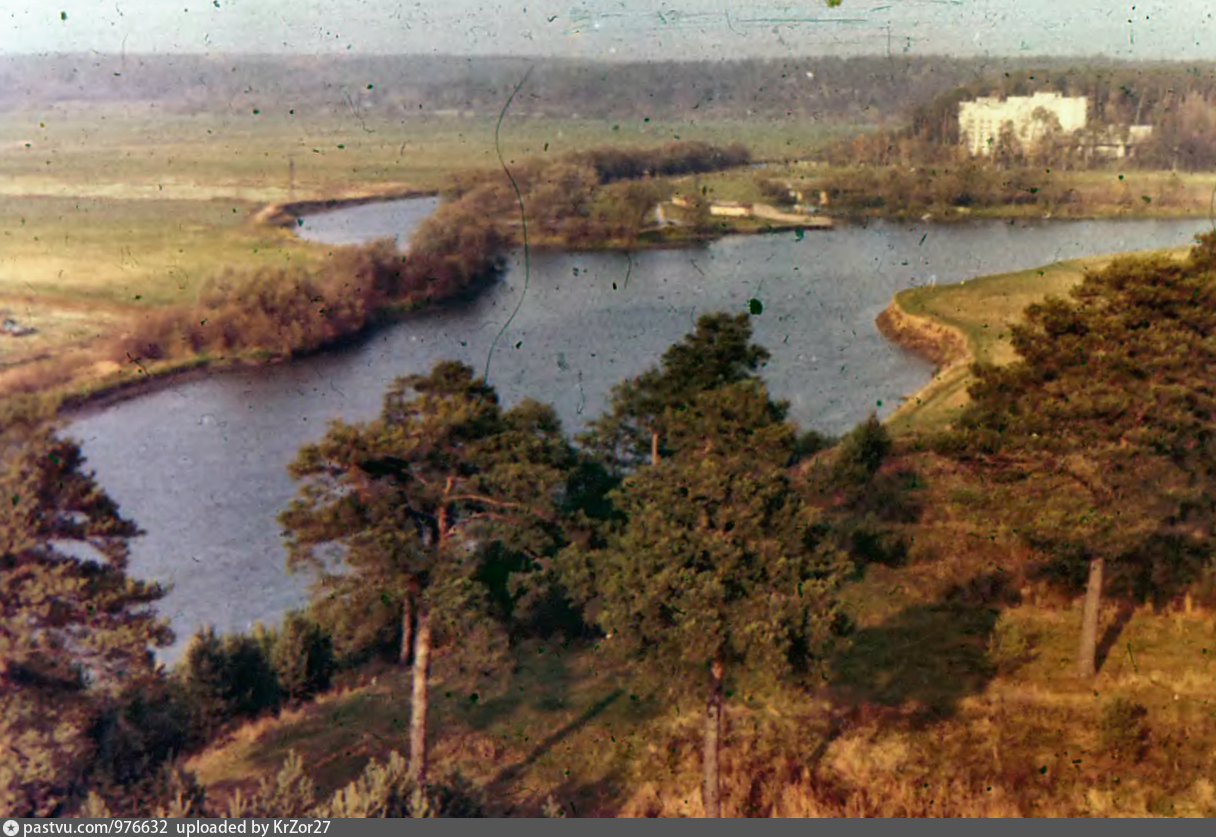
[
  {"left": 878, "top": 245, "right": 1194, "bottom": 435},
  {"left": 0, "top": 107, "right": 852, "bottom": 408}
]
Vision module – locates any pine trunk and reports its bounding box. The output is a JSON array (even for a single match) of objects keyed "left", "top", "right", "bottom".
[
  {"left": 651, "top": 430, "right": 660, "bottom": 466},
  {"left": 702, "top": 658, "right": 724, "bottom": 818},
  {"left": 1078, "top": 556, "right": 1104, "bottom": 679},
  {"left": 399, "top": 595, "right": 414, "bottom": 667},
  {"left": 409, "top": 606, "right": 432, "bottom": 784}
]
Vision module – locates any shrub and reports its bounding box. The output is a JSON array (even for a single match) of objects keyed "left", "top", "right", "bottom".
[
  {"left": 830, "top": 413, "right": 892, "bottom": 489},
  {"left": 178, "top": 627, "right": 281, "bottom": 739},
  {"left": 271, "top": 612, "right": 335, "bottom": 704},
  {"left": 314, "top": 752, "right": 486, "bottom": 818},
  {"left": 87, "top": 682, "right": 196, "bottom": 789},
  {"left": 226, "top": 752, "right": 318, "bottom": 818},
  {"left": 985, "top": 612, "right": 1034, "bottom": 674},
  {"left": 1099, "top": 697, "right": 1149, "bottom": 762},
  {"left": 541, "top": 795, "right": 567, "bottom": 818}
]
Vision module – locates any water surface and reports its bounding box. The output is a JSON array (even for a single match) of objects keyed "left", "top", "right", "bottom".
[{"left": 70, "top": 202, "right": 1206, "bottom": 659}]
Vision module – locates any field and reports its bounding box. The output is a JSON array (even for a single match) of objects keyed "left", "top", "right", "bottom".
[{"left": 0, "top": 106, "right": 852, "bottom": 401}]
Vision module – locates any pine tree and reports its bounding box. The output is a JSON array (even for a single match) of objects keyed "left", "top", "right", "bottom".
[
  {"left": 954, "top": 239, "right": 1216, "bottom": 678},
  {"left": 582, "top": 312, "right": 771, "bottom": 472},
  {"left": 563, "top": 381, "right": 851, "bottom": 817},
  {"left": 281, "top": 361, "right": 575, "bottom": 783},
  {"left": 271, "top": 612, "right": 335, "bottom": 704},
  {"left": 0, "top": 399, "right": 170, "bottom": 816}
]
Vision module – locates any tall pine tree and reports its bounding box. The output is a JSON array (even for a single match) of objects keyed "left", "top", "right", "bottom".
[
  {"left": 281, "top": 361, "right": 574, "bottom": 782},
  {"left": 563, "top": 380, "right": 850, "bottom": 816},
  {"left": 582, "top": 312, "right": 771, "bottom": 472},
  {"left": 955, "top": 236, "right": 1216, "bottom": 678}
]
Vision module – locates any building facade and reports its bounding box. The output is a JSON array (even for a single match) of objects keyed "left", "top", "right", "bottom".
[{"left": 959, "top": 92, "right": 1088, "bottom": 156}]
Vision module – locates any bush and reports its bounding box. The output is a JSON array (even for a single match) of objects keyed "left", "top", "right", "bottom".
[
  {"left": 1099, "top": 697, "right": 1149, "bottom": 762},
  {"left": 226, "top": 753, "right": 318, "bottom": 818},
  {"left": 793, "top": 428, "right": 834, "bottom": 463},
  {"left": 87, "top": 682, "right": 196, "bottom": 789},
  {"left": 179, "top": 627, "right": 281, "bottom": 739},
  {"left": 985, "top": 612, "right": 1034, "bottom": 674},
  {"left": 314, "top": 752, "right": 486, "bottom": 818},
  {"left": 271, "top": 612, "right": 336, "bottom": 704},
  {"left": 830, "top": 413, "right": 892, "bottom": 489}
]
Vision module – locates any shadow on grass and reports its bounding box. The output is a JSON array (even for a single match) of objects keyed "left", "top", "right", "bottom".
[
  {"left": 442, "top": 640, "right": 663, "bottom": 815},
  {"left": 487, "top": 688, "right": 626, "bottom": 791},
  {"left": 829, "top": 570, "right": 1019, "bottom": 725},
  {"left": 1095, "top": 602, "right": 1136, "bottom": 675},
  {"left": 459, "top": 643, "right": 580, "bottom": 731}
]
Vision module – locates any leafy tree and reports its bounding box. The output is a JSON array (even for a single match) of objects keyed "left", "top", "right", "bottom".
[
  {"left": 582, "top": 312, "right": 771, "bottom": 471},
  {"left": 0, "top": 399, "right": 170, "bottom": 816},
  {"left": 952, "top": 236, "right": 1216, "bottom": 677},
  {"left": 563, "top": 381, "right": 851, "bottom": 817},
  {"left": 281, "top": 361, "right": 575, "bottom": 782}
]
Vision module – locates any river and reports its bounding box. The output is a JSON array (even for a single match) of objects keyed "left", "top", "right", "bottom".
[{"left": 68, "top": 200, "right": 1207, "bottom": 660}]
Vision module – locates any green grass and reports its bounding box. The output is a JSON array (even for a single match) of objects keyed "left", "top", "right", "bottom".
[
  {"left": 0, "top": 106, "right": 860, "bottom": 402},
  {"left": 188, "top": 642, "right": 674, "bottom": 816},
  {"left": 0, "top": 195, "right": 322, "bottom": 306},
  {"left": 0, "top": 107, "right": 854, "bottom": 197},
  {"left": 883, "top": 246, "right": 1191, "bottom": 435}
]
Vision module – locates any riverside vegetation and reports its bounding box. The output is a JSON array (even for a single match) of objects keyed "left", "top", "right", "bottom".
[
  {"left": 7, "top": 233, "right": 1216, "bottom": 816},
  {"left": 9, "top": 49, "right": 1216, "bottom": 817}
]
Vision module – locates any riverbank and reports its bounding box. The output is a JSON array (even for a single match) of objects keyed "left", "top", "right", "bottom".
[
  {"left": 252, "top": 185, "right": 440, "bottom": 228},
  {"left": 877, "top": 244, "right": 1193, "bottom": 435}
]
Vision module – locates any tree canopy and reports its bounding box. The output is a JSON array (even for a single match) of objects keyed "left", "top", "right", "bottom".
[
  {"left": 0, "top": 400, "right": 170, "bottom": 815},
  {"left": 950, "top": 233, "right": 1216, "bottom": 675},
  {"left": 281, "top": 361, "right": 576, "bottom": 780},
  {"left": 582, "top": 312, "right": 773, "bottom": 471}
]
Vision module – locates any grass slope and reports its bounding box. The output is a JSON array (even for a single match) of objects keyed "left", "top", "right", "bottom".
[{"left": 187, "top": 475, "right": 1216, "bottom": 818}]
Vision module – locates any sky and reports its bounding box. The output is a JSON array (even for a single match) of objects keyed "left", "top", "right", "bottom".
[{"left": 3, "top": 0, "right": 1215, "bottom": 61}]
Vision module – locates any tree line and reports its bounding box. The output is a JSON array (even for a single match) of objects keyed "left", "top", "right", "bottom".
[
  {"left": 0, "top": 53, "right": 1051, "bottom": 125},
  {"left": 103, "top": 139, "right": 750, "bottom": 383},
  {"left": 830, "top": 62, "right": 1216, "bottom": 171}
]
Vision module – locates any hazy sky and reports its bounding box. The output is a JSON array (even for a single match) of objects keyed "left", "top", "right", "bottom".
[{"left": 4, "top": 0, "right": 1215, "bottom": 60}]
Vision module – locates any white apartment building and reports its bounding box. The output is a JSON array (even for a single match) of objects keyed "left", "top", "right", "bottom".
[{"left": 959, "top": 92, "right": 1088, "bottom": 156}]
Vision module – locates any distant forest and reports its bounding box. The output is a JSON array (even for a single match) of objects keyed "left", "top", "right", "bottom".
[{"left": 8, "top": 53, "right": 1212, "bottom": 126}]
